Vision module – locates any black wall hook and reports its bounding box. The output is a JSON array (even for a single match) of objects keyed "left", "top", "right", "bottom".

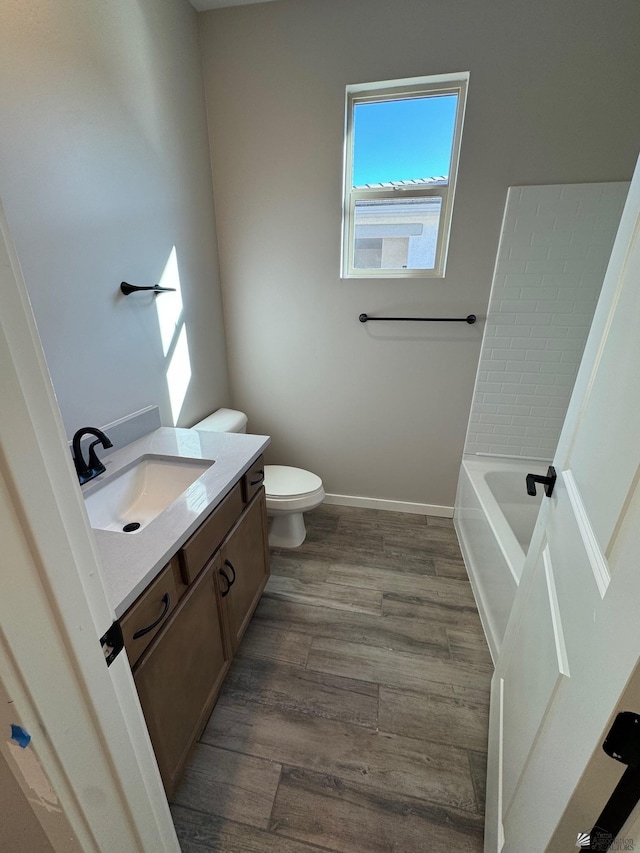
[{"left": 120, "top": 281, "right": 176, "bottom": 296}]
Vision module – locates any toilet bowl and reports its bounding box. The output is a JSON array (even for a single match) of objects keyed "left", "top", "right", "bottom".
[
  {"left": 191, "top": 409, "right": 324, "bottom": 549},
  {"left": 264, "top": 465, "right": 325, "bottom": 548}
]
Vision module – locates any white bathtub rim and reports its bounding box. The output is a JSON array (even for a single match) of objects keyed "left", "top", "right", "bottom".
[{"left": 459, "top": 457, "right": 534, "bottom": 585}]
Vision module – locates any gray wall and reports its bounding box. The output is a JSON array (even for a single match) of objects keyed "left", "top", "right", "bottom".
[
  {"left": 0, "top": 753, "right": 54, "bottom": 853},
  {"left": 0, "top": 0, "right": 230, "bottom": 437},
  {"left": 200, "top": 0, "right": 640, "bottom": 508}
]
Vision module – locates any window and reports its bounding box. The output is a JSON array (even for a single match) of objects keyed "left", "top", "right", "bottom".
[{"left": 341, "top": 73, "right": 468, "bottom": 279}]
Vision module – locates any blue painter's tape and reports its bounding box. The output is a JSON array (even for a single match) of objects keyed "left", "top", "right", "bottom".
[{"left": 10, "top": 725, "right": 31, "bottom": 749}]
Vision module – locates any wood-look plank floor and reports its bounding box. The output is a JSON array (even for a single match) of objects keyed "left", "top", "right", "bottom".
[{"left": 171, "top": 504, "right": 492, "bottom": 852}]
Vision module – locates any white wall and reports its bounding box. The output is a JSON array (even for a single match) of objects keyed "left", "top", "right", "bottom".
[
  {"left": 199, "top": 0, "right": 640, "bottom": 508},
  {"left": 465, "top": 182, "right": 629, "bottom": 460},
  {"left": 0, "top": 0, "right": 231, "bottom": 437}
]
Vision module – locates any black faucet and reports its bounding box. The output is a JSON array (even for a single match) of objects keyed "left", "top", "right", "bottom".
[{"left": 72, "top": 427, "right": 113, "bottom": 485}]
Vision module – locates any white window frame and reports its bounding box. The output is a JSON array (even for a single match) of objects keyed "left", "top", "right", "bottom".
[{"left": 341, "top": 72, "right": 469, "bottom": 279}]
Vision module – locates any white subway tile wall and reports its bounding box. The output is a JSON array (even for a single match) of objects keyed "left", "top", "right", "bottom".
[{"left": 465, "top": 182, "right": 629, "bottom": 460}]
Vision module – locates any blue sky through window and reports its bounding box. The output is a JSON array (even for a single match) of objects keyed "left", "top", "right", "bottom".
[{"left": 353, "top": 94, "right": 458, "bottom": 186}]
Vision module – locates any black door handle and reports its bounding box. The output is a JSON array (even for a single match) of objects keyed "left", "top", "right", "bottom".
[{"left": 526, "top": 466, "right": 557, "bottom": 498}]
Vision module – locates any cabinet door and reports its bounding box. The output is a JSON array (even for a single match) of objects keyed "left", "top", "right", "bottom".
[
  {"left": 180, "top": 482, "right": 243, "bottom": 584},
  {"left": 220, "top": 489, "right": 270, "bottom": 654},
  {"left": 133, "top": 553, "right": 230, "bottom": 797},
  {"left": 121, "top": 558, "right": 179, "bottom": 669}
]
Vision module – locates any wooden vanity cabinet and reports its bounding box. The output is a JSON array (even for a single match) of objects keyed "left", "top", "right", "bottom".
[
  {"left": 219, "top": 489, "right": 270, "bottom": 653},
  {"left": 122, "top": 467, "right": 270, "bottom": 797},
  {"left": 133, "top": 553, "right": 230, "bottom": 797}
]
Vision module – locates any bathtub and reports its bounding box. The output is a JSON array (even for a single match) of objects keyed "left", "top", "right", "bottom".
[{"left": 454, "top": 456, "right": 544, "bottom": 662}]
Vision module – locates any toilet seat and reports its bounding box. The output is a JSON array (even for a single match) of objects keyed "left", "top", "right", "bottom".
[{"left": 264, "top": 465, "right": 325, "bottom": 513}]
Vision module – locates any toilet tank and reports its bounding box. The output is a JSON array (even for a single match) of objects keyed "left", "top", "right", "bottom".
[{"left": 192, "top": 408, "right": 248, "bottom": 433}]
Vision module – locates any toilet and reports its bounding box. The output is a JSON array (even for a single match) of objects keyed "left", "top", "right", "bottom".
[{"left": 192, "top": 409, "right": 325, "bottom": 549}]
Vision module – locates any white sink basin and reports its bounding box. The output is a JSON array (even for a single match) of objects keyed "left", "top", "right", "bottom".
[{"left": 84, "top": 454, "right": 214, "bottom": 533}]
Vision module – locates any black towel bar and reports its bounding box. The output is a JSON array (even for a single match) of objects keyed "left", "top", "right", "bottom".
[{"left": 359, "top": 313, "right": 476, "bottom": 324}]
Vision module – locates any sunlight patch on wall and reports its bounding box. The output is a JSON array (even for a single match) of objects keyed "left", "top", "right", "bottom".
[
  {"left": 155, "top": 247, "right": 192, "bottom": 425},
  {"left": 155, "top": 247, "right": 183, "bottom": 357},
  {"left": 166, "top": 325, "right": 192, "bottom": 425}
]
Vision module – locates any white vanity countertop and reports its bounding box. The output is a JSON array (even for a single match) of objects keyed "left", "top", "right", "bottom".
[{"left": 84, "top": 427, "right": 270, "bottom": 618}]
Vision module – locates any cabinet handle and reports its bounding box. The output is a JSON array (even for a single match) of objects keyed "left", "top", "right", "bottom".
[
  {"left": 219, "top": 567, "right": 232, "bottom": 597},
  {"left": 220, "top": 560, "right": 237, "bottom": 597},
  {"left": 224, "top": 559, "right": 237, "bottom": 586},
  {"left": 250, "top": 469, "right": 264, "bottom": 486},
  {"left": 132, "top": 593, "right": 171, "bottom": 639},
  {"left": 224, "top": 560, "right": 236, "bottom": 586}
]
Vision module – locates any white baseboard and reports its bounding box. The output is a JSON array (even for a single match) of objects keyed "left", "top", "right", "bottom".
[{"left": 323, "top": 493, "right": 453, "bottom": 518}]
